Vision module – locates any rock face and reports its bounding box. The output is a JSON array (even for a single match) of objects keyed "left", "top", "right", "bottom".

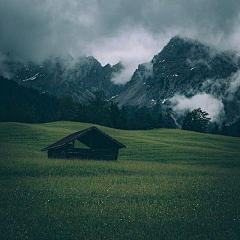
[
  {"left": 2, "top": 36, "right": 240, "bottom": 124},
  {"left": 114, "top": 36, "right": 240, "bottom": 123},
  {"left": 5, "top": 55, "right": 124, "bottom": 103}
]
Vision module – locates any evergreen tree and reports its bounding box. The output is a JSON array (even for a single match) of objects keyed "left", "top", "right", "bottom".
[
  {"left": 117, "top": 106, "right": 129, "bottom": 129},
  {"left": 211, "top": 122, "right": 220, "bottom": 134},
  {"left": 227, "top": 118, "right": 240, "bottom": 137},
  {"left": 220, "top": 121, "right": 228, "bottom": 135},
  {"left": 130, "top": 107, "right": 155, "bottom": 130},
  {"left": 157, "top": 112, "right": 164, "bottom": 128},
  {"left": 86, "top": 91, "right": 111, "bottom": 126},
  {"left": 164, "top": 112, "right": 177, "bottom": 129},
  {"left": 59, "top": 95, "right": 78, "bottom": 121},
  {"left": 109, "top": 102, "right": 120, "bottom": 128}
]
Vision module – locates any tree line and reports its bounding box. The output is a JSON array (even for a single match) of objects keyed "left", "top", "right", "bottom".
[
  {"left": 0, "top": 77, "right": 239, "bottom": 136},
  {"left": 0, "top": 77, "right": 175, "bottom": 130}
]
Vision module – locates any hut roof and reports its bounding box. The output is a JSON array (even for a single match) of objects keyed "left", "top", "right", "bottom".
[{"left": 41, "top": 126, "right": 126, "bottom": 151}]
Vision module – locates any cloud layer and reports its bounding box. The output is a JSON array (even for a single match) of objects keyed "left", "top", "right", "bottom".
[
  {"left": 228, "top": 71, "right": 240, "bottom": 96},
  {"left": 170, "top": 93, "right": 224, "bottom": 122},
  {"left": 1, "top": 0, "right": 240, "bottom": 82}
]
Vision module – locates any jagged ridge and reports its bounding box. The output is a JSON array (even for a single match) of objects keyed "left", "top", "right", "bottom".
[{"left": 114, "top": 36, "right": 240, "bottom": 123}]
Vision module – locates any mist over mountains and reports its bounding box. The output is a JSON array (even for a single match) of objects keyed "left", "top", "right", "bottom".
[
  {"left": 114, "top": 36, "right": 240, "bottom": 123},
  {"left": 1, "top": 54, "right": 124, "bottom": 102},
  {"left": 1, "top": 36, "right": 240, "bottom": 125}
]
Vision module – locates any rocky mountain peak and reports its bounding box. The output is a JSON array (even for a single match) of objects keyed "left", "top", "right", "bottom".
[
  {"left": 2, "top": 35, "right": 240, "bottom": 124},
  {"left": 2, "top": 54, "right": 124, "bottom": 103},
  {"left": 114, "top": 36, "right": 240, "bottom": 123},
  {"left": 112, "top": 62, "right": 124, "bottom": 72}
]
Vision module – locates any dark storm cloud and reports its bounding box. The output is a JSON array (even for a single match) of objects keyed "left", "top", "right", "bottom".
[
  {"left": 0, "top": 0, "right": 240, "bottom": 81},
  {"left": 0, "top": 0, "right": 99, "bottom": 62},
  {"left": 95, "top": 0, "right": 240, "bottom": 43},
  {"left": 142, "top": 0, "right": 240, "bottom": 35}
]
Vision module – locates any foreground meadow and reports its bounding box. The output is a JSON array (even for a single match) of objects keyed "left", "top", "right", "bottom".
[{"left": 0, "top": 122, "right": 240, "bottom": 239}]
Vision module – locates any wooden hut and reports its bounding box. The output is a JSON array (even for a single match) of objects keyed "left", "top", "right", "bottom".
[{"left": 41, "top": 126, "right": 126, "bottom": 160}]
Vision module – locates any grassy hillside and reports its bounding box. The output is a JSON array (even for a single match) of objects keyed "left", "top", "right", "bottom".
[{"left": 0, "top": 122, "right": 240, "bottom": 239}]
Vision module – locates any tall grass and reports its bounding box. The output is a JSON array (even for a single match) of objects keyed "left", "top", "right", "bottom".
[{"left": 0, "top": 122, "right": 240, "bottom": 239}]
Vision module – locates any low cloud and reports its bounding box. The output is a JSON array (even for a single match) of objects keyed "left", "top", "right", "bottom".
[
  {"left": 199, "top": 70, "right": 240, "bottom": 101},
  {"left": 228, "top": 70, "right": 240, "bottom": 97},
  {"left": 89, "top": 27, "right": 173, "bottom": 84},
  {"left": 170, "top": 93, "right": 224, "bottom": 122},
  {"left": 111, "top": 65, "right": 134, "bottom": 85},
  {"left": 1, "top": 0, "right": 240, "bottom": 81}
]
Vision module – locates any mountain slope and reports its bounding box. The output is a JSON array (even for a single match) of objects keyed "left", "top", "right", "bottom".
[
  {"left": 114, "top": 36, "right": 240, "bottom": 123},
  {"left": 3, "top": 56, "right": 124, "bottom": 103},
  {"left": 2, "top": 36, "right": 240, "bottom": 123}
]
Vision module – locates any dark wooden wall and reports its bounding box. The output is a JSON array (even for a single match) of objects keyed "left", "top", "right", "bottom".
[{"left": 48, "top": 147, "right": 119, "bottom": 160}]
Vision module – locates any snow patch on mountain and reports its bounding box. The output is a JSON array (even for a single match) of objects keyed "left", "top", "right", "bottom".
[
  {"left": 23, "top": 73, "right": 39, "bottom": 82},
  {"left": 162, "top": 99, "right": 168, "bottom": 104}
]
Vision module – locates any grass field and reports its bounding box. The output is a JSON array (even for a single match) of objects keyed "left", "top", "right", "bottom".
[{"left": 0, "top": 121, "right": 240, "bottom": 240}]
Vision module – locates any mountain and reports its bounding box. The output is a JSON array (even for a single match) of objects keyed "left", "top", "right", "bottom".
[
  {"left": 114, "top": 36, "right": 240, "bottom": 123},
  {"left": 2, "top": 36, "right": 240, "bottom": 124},
  {"left": 2, "top": 55, "right": 124, "bottom": 103}
]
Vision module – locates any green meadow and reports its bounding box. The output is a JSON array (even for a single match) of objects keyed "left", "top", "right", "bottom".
[{"left": 0, "top": 121, "right": 240, "bottom": 240}]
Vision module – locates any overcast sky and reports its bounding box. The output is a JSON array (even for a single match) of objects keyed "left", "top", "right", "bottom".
[{"left": 1, "top": 0, "right": 240, "bottom": 80}]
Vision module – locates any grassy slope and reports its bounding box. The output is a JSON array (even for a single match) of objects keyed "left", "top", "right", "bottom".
[{"left": 0, "top": 122, "right": 240, "bottom": 240}]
